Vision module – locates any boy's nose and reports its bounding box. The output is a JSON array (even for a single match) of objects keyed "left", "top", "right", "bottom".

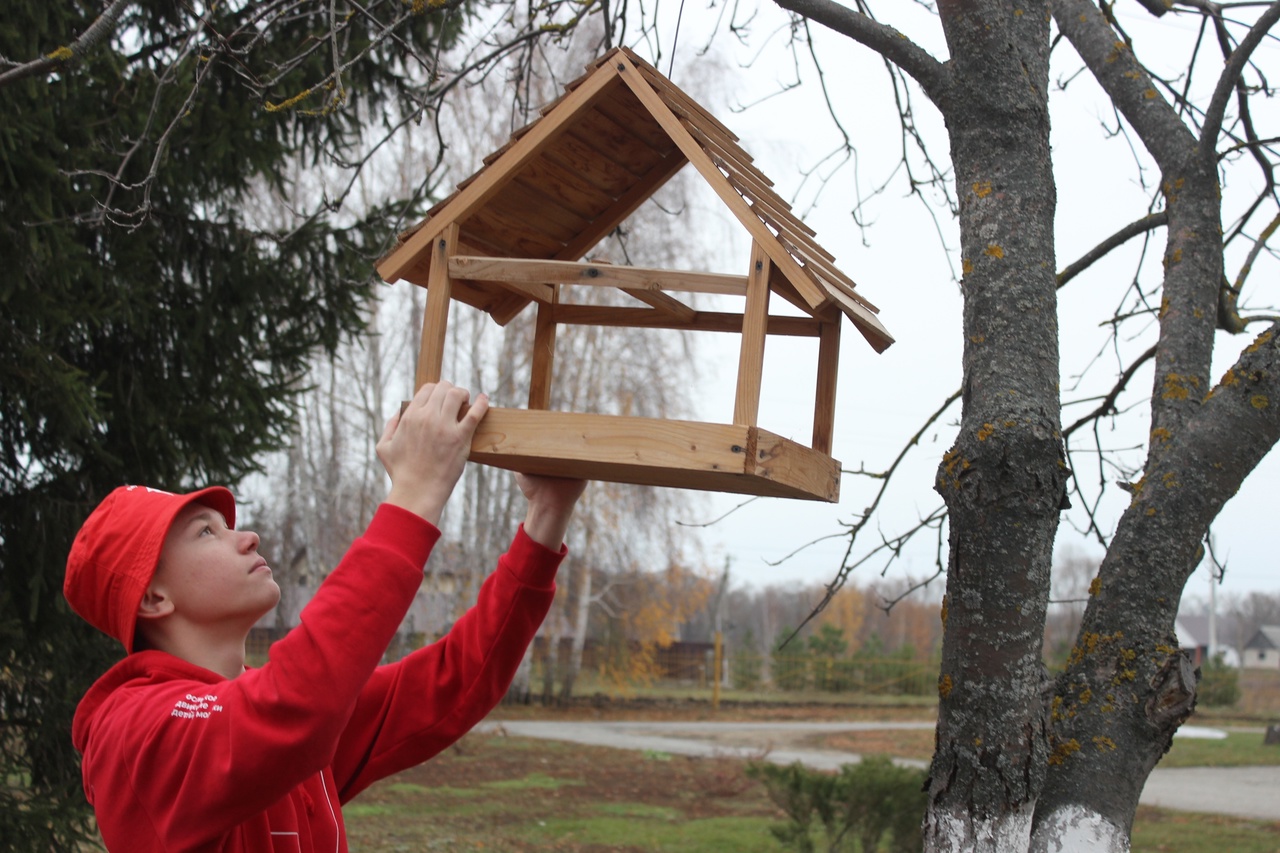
[{"left": 239, "top": 529, "right": 261, "bottom": 551}]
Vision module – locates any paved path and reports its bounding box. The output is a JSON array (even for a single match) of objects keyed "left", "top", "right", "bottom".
[{"left": 475, "top": 720, "right": 1280, "bottom": 821}]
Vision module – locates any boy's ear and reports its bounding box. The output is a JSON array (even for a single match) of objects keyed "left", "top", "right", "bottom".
[{"left": 136, "top": 585, "right": 175, "bottom": 622}]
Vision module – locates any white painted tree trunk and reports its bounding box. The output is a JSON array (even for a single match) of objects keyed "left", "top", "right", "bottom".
[
  {"left": 924, "top": 804, "right": 1033, "bottom": 853},
  {"left": 1029, "top": 805, "right": 1128, "bottom": 853}
]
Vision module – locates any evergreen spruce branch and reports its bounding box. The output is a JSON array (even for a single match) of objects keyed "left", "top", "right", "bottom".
[
  {"left": 0, "top": 0, "right": 132, "bottom": 89},
  {"left": 96, "top": 4, "right": 221, "bottom": 228}
]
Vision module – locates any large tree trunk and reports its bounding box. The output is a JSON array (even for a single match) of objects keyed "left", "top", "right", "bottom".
[
  {"left": 1029, "top": 323, "right": 1280, "bottom": 850},
  {"left": 923, "top": 2, "right": 1063, "bottom": 849},
  {"left": 1027, "top": 3, "right": 1280, "bottom": 848}
]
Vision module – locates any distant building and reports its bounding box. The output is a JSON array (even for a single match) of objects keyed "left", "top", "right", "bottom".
[
  {"left": 1175, "top": 614, "right": 1240, "bottom": 667},
  {"left": 1243, "top": 626, "right": 1280, "bottom": 669}
]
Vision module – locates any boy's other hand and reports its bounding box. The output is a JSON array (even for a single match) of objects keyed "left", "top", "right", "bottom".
[
  {"left": 378, "top": 382, "right": 489, "bottom": 525},
  {"left": 516, "top": 473, "right": 587, "bottom": 551}
]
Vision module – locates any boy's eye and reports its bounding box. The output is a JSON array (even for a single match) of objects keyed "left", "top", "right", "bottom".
[{"left": 200, "top": 525, "right": 214, "bottom": 536}]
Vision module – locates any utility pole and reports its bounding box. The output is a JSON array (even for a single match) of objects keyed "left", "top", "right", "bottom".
[
  {"left": 1207, "top": 537, "right": 1220, "bottom": 662},
  {"left": 711, "top": 558, "right": 730, "bottom": 711}
]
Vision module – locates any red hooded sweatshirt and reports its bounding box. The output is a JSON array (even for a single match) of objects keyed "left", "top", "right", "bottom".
[{"left": 71, "top": 504, "right": 563, "bottom": 852}]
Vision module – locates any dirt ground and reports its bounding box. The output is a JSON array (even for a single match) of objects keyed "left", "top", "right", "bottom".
[
  {"left": 344, "top": 695, "right": 1280, "bottom": 851},
  {"left": 345, "top": 725, "right": 783, "bottom": 851}
]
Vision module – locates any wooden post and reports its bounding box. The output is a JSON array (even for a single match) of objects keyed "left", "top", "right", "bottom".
[
  {"left": 528, "top": 286, "right": 559, "bottom": 410},
  {"left": 415, "top": 222, "right": 458, "bottom": 390},
  {"left": 812, "top": 309, "right": 841, "bottom": 455},
  {"left": 733, "top": 240, "right": 771, "bottom": 426}
]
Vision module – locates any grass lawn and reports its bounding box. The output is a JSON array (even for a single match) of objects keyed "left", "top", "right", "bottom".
[
  {"left": 1160, "top": 730, "right": 1280, "bottom": 768},
  {"left": 344, "top": 732, "right": 1280, "bottom": 852}
]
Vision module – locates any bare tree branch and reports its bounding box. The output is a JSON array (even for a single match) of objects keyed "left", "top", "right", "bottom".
[
  {"left": 1200, "top": 0, "right": 1280, "bottom": 161},
  {"left": 0, "top": 0, "right": 132, "bottom": 89},
  {"left": 769, "top": 0, "right": 949, "bottom": 99},
  {"left": 1056, "top": 212, "right": 1168, "bottom": 290}
]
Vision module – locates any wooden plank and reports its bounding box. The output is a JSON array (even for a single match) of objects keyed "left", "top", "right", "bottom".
[
  {"left": 747, "top": 198, "right": 831, "bottom": 263},
  {"left": 543, "top": 131, "right": 639, "bottom": 196},
  {"left": 377, "top": 63, "right": 625, "bottom": 283},
  {"left": 416, "top": 223, "right": 458, "bottom": 389},
  {"left": 813, "top": 310, "right": 841, "bottom": 455},
  {"left": 767, "top": 264, "right": 818, "bottom": 317},
  {"left": 593, "top": 85, "right": 678, "bottom": 152},
  {"left": 570, "top": 105, "right": 669, "bottom": 178},
  {"left": 824, "top": 280, "right": 895, "bottom": 353},
  {"left": 620, "top": 287, "right": 696, "bottom": 322},
  {"left": 612, "top": 54, "right": 831, "bottom": 314},
  {"left": 750, "top": 427, "right": 842, "bottom": 502},
  {"left": 534, "top": 63, "right": 599, "bottom": 117},
  {"left": 772, "top": 229, "right": 872, "bottom": 307},
  {"left": 449, "top": 256, "right": 749, "bottom": 297},
  {"left": 469, "top": 408, "right": 840, "bottom": 501},
  {"left": 624, "top": 50, "right": 741, "bottom": 143},
  {"left": 466, "top": 207, "right": 565, "bottom": 257},
  {"left": 529, "top": 298, "right": 558, "bottom": 409},
  {"left": 500, "top": 178, "right": 593, "bottom": 237},
  {"left": 484, "top": 183, "right": 582, "bottom": 244},
  {"left": 550, "top": 304, "right": 823, "bottom": 336},
  {"left": 734, "top": 241, "right": 771, "bottom": 427},
  {"left": 480, "top": 277, "right": 556, "bottom": 303},
  {"left": 680, "top": 118, "right": 774, "bottom": 192},
  {"left": 554, "top": 150, "right": 688, "bottom": 262},
  {"left": 488, "top": 291, "right": 535, "bottom": 327},
  {"left": 517, "top": 154, "right": 615, "bottom": 220}
]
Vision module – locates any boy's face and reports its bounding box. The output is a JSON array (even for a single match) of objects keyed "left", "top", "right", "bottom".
[{"left": 149, "top": 502, "right": 281, "bottom": 629}]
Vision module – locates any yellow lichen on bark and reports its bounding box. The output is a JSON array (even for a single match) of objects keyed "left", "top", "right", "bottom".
[
  {"left": 1246, "top": 330, "right": 1274, "bottom": 353},
  {"left": 1161, "top": 373, "right": 1199, "bottom": 401},
  {"left": 46, "top": 46, "right": 74, "bottom": 61},
  {"left": 1252, "top": 395, "right": 1269, "bottom": 410},
  {"left": 984, "top": 244, "right": 1005, "bottom": 259},
  {"left": 1048, "top": 739, "right": 1081, "bottom": 765}
]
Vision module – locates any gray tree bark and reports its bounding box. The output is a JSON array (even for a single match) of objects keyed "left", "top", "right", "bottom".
[{"left": 767, "top": 0, "right": 1280, "bottom": 850}]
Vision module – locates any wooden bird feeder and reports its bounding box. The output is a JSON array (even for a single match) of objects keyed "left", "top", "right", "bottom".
[{"left": 377, "top": 47, "right": 894, "bottom": 502}]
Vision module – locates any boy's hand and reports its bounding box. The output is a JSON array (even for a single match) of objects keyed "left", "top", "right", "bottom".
[
  {"left": 377, "top": 382, "right": 489, "bottom": 525},
  {"left": 516, "top": 473, "right": 587, "bottom": 551}
]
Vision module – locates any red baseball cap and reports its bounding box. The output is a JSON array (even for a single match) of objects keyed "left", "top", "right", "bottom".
[{"left": 64, "top": 485, "right": 237, "bottom": 653}]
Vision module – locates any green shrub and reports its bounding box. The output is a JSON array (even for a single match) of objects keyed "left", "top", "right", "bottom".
[
  {"left": 1197, "top": 653, "right": 1240, "bottom": 707},
  {"left": 747, "top": 757, "right": 927, "bottom": 852},
  {"left": 733, "top": 652, "right": 764, "bottom": 691},
  {"left": 772, "top": 653, "right": 810, "bottom": 691}
]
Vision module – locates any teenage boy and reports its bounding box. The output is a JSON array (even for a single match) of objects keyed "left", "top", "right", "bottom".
[{"left": 63, "top": 381, "right": 586, "bottom": 852}]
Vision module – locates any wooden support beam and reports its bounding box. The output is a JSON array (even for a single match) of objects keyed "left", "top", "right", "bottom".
[
  {"left": 549, "top": 305, "right": 823, "bottom": 336},
  {"left": 813, "top": 310, "right": 841, "bottom": 456},
  {"left": 611, "top": 53, "right": 831, "bottom": 314},
  {"left": 376, "top": 64, "right": 624, "bottom": 283},
  {"left": 449, "top": 255, "right": 748, "bottom": 297},
  {"left": 416, "top": 222, "right": 458, "bottom": 390},
  {"left": 529, "top": 290, "right": 559, "bottom": 409},
  {"left": 619, "top": 287, "right": 697, "bottom": 322},
  {"left": 734, "top": 241, "right": 771, "bottom": 427}
]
